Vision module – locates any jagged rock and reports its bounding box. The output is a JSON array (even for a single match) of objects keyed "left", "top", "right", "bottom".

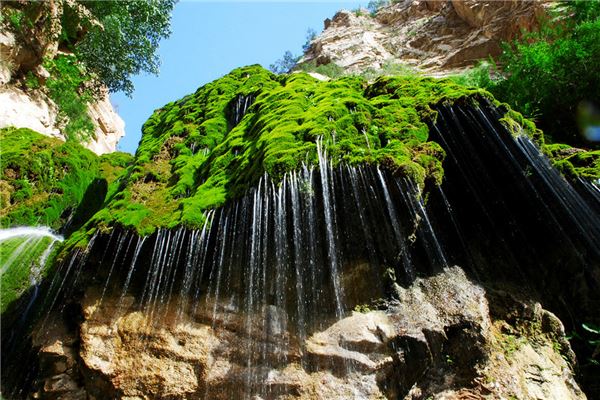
[
  {"left": 85, "top": 91, "right": 126, "bottom": 155},
  {"left": 33, "top": 267, "right": 585, "bottom": 399},
  {"left": 0, "top": 30, "right": 17, "bottom": 85},
  {"left": 300, "top": 0, "right": 554, "bottom": 76},
  {"left": 0, "top": 85, "right": 124, "bottom": 154}
]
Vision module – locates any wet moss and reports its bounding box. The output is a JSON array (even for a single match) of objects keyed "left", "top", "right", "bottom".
[
  {"left": 543, "top": 143, "right": 600, "bottom": 180},
  {"left": 82, "top": 65, "right": 490, "bottom": 237},
  {"left": 0, "top": 128, "right": 134, "bottom": 231},
  {"left": 0, "top": 127, "right": 101, "bottom": 229},
  {"left": 0, "top": 236, "right": 58, "bottom": 313}
]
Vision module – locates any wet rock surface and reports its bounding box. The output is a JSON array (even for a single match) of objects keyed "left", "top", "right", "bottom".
[{"left": 31, "top": 267, "right": 585, "bottom": 399}]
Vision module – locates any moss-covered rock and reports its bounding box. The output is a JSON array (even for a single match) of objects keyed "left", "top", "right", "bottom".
[
  {"left": 543, "top": 143, "right": 600, "bottom": 181},
  {"left": 85, "top": 65, "right": 489, "bottom": 237},
  {"left": 0, "top": 127, "right": 133, "bottom": 230}
]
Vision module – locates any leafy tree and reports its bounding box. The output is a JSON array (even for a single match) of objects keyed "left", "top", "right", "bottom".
[
  {"left": 62, "top": 0, "right": 176, "bottom": 96},
  {"left": 270, "top": 51, "right": 299, "bottom": 74},
  {"left": 367, "top": 0, "right": 390, "bottom": 15},
  {"left": 468, "top": 0, "right": 600, "bottom": 146},
  {"left": 302, "top": 28, "right": 317, "bottom": 52}
]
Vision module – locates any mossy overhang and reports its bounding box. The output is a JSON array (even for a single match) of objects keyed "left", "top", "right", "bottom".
[{"left": 66, "top": 64, "right": 544, "bottom": 245}]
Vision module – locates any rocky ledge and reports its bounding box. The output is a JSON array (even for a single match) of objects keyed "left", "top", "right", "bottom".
[{"left": 0, "top": 6, "right": 124, "bottom": 155}]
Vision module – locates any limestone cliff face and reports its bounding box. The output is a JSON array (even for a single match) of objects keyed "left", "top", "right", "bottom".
[
  {"left": 0, "top": 12, "right": 124, "bottom": 155},
  {"left": 33, "top": 268, "right": 585, "bottom": 400},
  {"left": 300, "top": 0, "right": 553, "bottom": 76}
]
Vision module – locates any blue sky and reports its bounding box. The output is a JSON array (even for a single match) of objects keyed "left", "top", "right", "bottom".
[{"left": 111, "top": 1, "right": 365, "bottom": 154}]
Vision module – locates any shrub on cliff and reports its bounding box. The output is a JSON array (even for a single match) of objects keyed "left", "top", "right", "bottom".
[
  {"left": 464, "top": 0, "right": 600, "bottom": 147},
  {"left": 63, "top": 0, "right": 176, "bottom": 96}
]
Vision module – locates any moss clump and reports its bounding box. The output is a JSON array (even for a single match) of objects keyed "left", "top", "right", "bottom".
[
  {"left": 0, "top": 128, "right": 100, "bottom": 229},
  {"left": 0, "top": 128, "right": 133, "bottom": 230},
  {"left": 543, "top": 143, "right": 600, "bottom": 180},
  {"left": 85, "top": 64, "right": 487, "bottom": 236}
]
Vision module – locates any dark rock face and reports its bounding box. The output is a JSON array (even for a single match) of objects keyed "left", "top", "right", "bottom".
[{"left": 427, "top": 101, "right": 600, "bottom": 326}]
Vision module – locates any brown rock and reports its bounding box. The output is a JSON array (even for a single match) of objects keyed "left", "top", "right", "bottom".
[
  {"left": 29, "top": 267, "right": 583, "bottom": 399},
  {"left": 299, "top": 1, "right": 555, "bottom": 76}
]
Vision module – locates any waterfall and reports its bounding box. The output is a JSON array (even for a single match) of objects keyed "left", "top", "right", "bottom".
[
  {"left": 428, "top": 100, "right": 600, "bottom": 324},
  {"left": 0, "top": 227, "right": 63, "bottom": 288},
  {"left": 3, "top": 100, "right": 599, "bottom": 399},
  {"left": 9, "top": 157, "right": 439, "bottom": 398},
  {"left": 231, "top": 93, "right": 256, "bottom": 126}
]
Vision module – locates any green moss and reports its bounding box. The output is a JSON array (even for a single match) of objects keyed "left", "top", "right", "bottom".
[
  {"left": 543, "top": 143, "right": 600, "bottom": 180},
  {"left": 0, "top": 127, "right": 101, "bottom": 229},
  {"left": 0, "top": 128, "right": 133, "bottom": 231},
  {"left": 81, "top": 65, "right": 489, "bottom": 237},
  {"left": 43, "top": 55, "right": 96, "bottom": 143}
]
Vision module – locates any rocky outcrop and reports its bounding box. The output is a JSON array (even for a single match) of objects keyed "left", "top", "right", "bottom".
[
  {"left": 84, "top": 91, "right": 125, "bottom": 155},
  {"left": 300, "top": 0, "right": 554, "bottom": 76},
  {"left": 0, "top": 14, "right": 124, "bottom": 155},
  {"left": 0, "top": 87, "right": 61, "bottom": 139},
  {"left": 32, "top": 267, "right": 585, "bottom": 399}
]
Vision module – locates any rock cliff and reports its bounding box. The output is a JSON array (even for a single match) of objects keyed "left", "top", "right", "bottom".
[
  {"left": 300, "top": 0, "right": 554, "bottom": 76},
  {"left": 0, "top": 4, "right": 124, "bottom": 154},
  {"left": 33, "top": 268, "right": 585, "bottom": 400}
]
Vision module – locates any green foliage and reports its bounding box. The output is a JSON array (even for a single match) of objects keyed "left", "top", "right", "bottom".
[
  {"left": 23, "top": 71, "right": 40, "bottom": 90},
  {"left": 296, "top": 61, "right": 346, "bottom": 79},
  {"left": 449, "top": 60, "right": 497, "bottom": 89},
  {"left": 271, "top": 28, "right": 317, "bottom": 75},
  {"left": 456, "top": 1, "right": 600, "bottom": 147},
  {"left": 361, "top": 60, "right": 420, "bottom": 81},
  {"left": 76, "top": 64, "right": 489, "bottom": 238},
  {"left": 44, "top": 55, "right": 95, "bottom": 142},
  {"left": 367, "top": 0, "right": 387, "bottom": 16},
  {"left": 353, "top": 8, "right": 366, "bottom": 17},
  {"left": 353, "top": 304, "right": 372, "bottom": 313},
  {"left": 3, "top": 1, "right": 175, "bottom": 97},
  {"left": 543, "top": 143, "right": 600, "bottom": 180},
  {"left": 64, "top": 0, "right": 176, "bottom": 96},
  {"left": 0, "top": 127, "right": 100, "bottom": 229},
  {"left": 5, "top": 9, "right": 25, "bottom": 31},
  {"left": 297, "top": 60, "right": 418, "bottom": 81},
  {"left": 270, "top": 51, "right": 300, "bottom": 75},
  {"left": 302, "top": 28, "right": 317, "bottom": 53},
  {"left": 367, "top": 0, "right": 404, "bottom": 16}
]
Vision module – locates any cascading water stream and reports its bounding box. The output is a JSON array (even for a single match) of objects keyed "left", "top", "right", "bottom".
[
  {"left": 0, "top": 227, "right": 63, "bottom": 277},
  {"left": 9, "top": 156, "right": 437, "bottom": 399},
  {"left": 428, "top": 100, "right": 600, "bottom": 326},
  {"left": 5, "top": 99, "right": 599, "bottom": 399}
]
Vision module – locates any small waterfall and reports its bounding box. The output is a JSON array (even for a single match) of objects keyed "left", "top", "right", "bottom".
[
  {"left": 316, "top": 137, "right": 345, "bottom": 319},
  {"left": 428, "top": 100, "right": 600, "bottom": 326},
  {"left": 0, "top": 227, "right": 64, "bottom": 397},
  {"left": 9, "top": 156, "right": 439, "bottom": 399},
  {"left": 0, "top": 227, "right": 63, "bottom": 293},
  {"left": 230, "top": 93, "right": 256, "bottom": 126}
]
